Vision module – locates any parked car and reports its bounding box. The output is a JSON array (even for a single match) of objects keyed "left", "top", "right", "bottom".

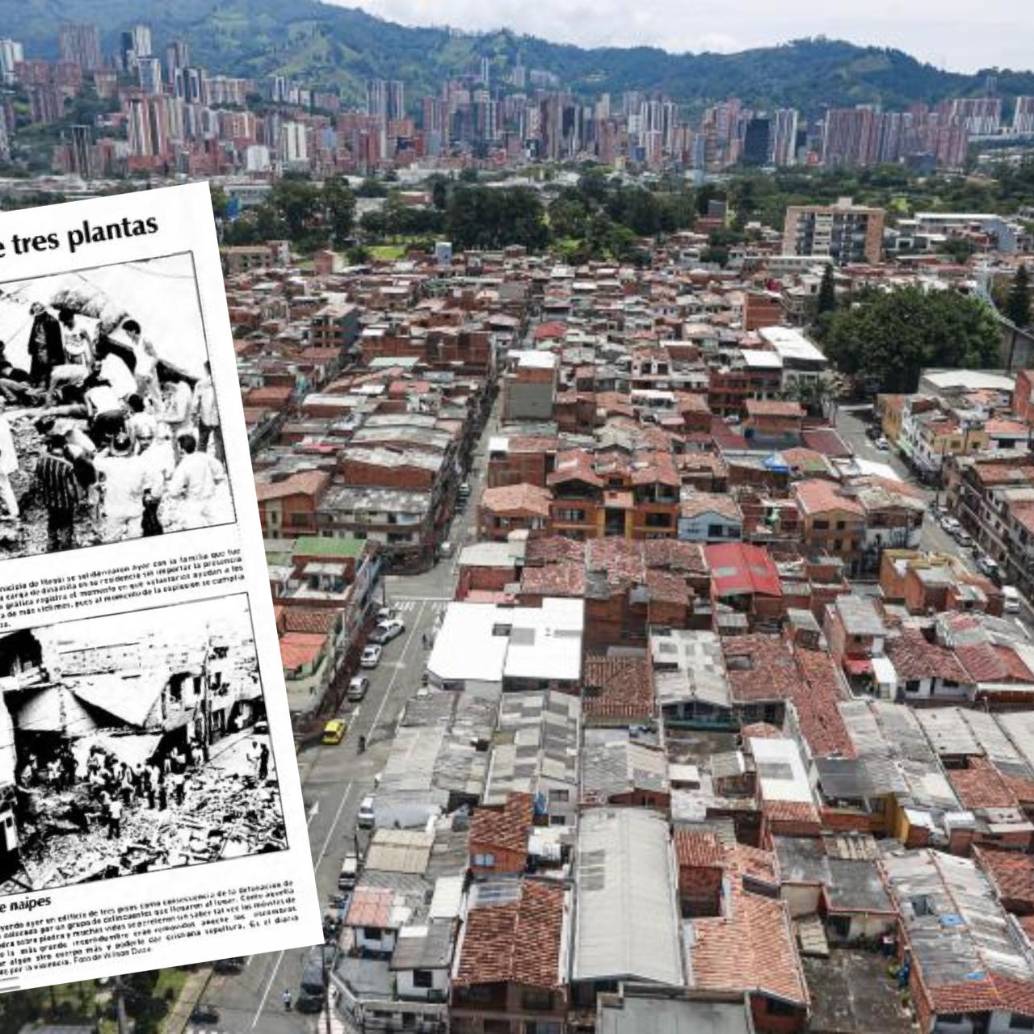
[
  {"left": 357, "top": 795, "right": 376, "bottom": 829},
  {"left": 321, "top": 719, "right": 347, "bottom": 745},
  {"left": 874, "top": 436, "right": 890, "bottom": 451},
  {"left": 300, "top": 944, "right": 336, "bottom": 996},
  {"left": 940, "top": 514, "right": 961, "bottom": 533},
  {"left": 976, "top": 555, "right": 999, "bottom": 578},
  {"left": 376, "top": 606, "right": 396, "bottom": 622},
  {"left": 439, "top": 541, "right": 454, "bottom": 558},
  {"left": 213, "top": 957, "right": 247, "bottom": 975},
  {"left": 338, "top": 851, "right": 359, "bottom": 890},
  {"left": 190, "top": 1003, "right": 221, "bottom": 1024},
  {"left": 347, "top": 676, "right": 370, "bottom": 702},
  {"left": 458, "top": 481, "right": 472, "bottom": 498},
  {"left": 953, "top": 530, "right": 974, "bottom": 548},
  {"left": 1003, "top": 586, "right": 1022, "bottom": 614},
  {"left": 360, "top": 644, "right": 382, "bottom": 669},
  {"left": 369, "top": 619, "right": 405, "bottom": 644},
  {"left": 296, "top": 990, "right": 325, "bottom": 1014}
]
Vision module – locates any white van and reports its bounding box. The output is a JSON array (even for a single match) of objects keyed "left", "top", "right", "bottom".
[{"left": 1002, "top": 586, "right": 1022, "bottom": 614}]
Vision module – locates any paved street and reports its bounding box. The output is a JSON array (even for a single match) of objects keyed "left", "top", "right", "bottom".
[
  {"left": 835, "top": 406, "right": 973, "bottom": 564},
  {"left": 837, "top": 406, "right": 1034, "bottom": 628},
  {"left": 178, "top": 397, "right": 500, "bottom": 1034}
]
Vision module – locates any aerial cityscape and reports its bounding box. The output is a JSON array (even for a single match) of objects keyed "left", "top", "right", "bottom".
[{"left": 3, "top": 1, "right": 1034, "bottom": 1033}]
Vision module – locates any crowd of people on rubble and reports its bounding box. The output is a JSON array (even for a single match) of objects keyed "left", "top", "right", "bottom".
[
  {"left": 17, "top": 733, "right": 272, "bottom": 842},
  {"left": 0, "top": 297, "right": 229, "bottom": 552}
]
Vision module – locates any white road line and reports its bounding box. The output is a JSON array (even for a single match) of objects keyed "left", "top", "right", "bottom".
[
  {"left": 250, "top": 952, "right": 284, "bottom": 1029},
  {"left": 370, "top": 600, "right": 427, "bottom": 734},
  {"left": 315, "top": 780, "right": 355, "bottom": 867},
  {"left": 252, "top": 780, "right": 355, "bottom": 1029}
]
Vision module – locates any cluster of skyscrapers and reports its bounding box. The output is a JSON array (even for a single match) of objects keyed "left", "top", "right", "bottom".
[{"left": 2, "top": 22, "right": 1034, "bottom": 177}]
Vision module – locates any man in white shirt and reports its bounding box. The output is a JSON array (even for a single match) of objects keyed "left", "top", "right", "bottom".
[
  {"left": 167, "top": 432, "right": 229, "bottom": 530},
  {"left": 95, "top": 432, "right": 163, "bottom": 542},
  {"left": 191, "top": 361, "right": 222, "bottom": 462},
  {"left": 0, "top": 398, "right": 19, "bottom": 520}
]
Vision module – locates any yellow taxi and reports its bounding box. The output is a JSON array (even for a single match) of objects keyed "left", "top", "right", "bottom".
[{"left": 321, "top": 718, "right": 347, "bottom": 745}]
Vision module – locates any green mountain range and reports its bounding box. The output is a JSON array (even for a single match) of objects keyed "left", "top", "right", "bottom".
[{"left": 7, "top": 0, "right": 1034, "bottom": 115}]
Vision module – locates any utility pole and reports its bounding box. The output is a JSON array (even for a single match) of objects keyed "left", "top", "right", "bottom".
[{"left": 113, "top": 975, "right": 129, "bottom": 1034}]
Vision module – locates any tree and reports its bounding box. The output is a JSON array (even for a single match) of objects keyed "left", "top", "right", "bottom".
[
  {"left": 823, "top": 286, "right": 1001, "bottom": 394},
  {"left": 445, "top": 186, "right": 547, "bottom": 251},
  {"left": 322, "top": 176, "right": 356, "bottom": 247},
  {"left": 943, "top": 237, "right": 977, "bottom": 263},
  {"left": 816, "top": 264, "right": 837, "bottom": 316},
  {"left": 1006, "top": 263, "right": 1031, "bottom": 329}
]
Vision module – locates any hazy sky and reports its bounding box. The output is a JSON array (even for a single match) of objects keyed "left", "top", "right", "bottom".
[{"left": 333, "top": 0, "right": 1031, "bottom": 74}]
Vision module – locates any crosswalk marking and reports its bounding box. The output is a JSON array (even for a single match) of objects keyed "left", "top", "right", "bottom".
[{"left": 388, "top": 596, "right": 452, "bottom": 611}]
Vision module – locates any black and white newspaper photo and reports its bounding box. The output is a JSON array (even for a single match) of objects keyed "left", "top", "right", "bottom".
[
  {"left": 0, "top": 183, "right": 321, "bottom": 993},
  {"left": 0, "top": 253, "right": 234, "bottom": 558},
  {"left": 1, "top": 595, "right": 283, "bottom": 895}
]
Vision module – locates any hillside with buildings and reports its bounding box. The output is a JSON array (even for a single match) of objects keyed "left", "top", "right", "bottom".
[{"left": 4, "top": 0, "right": 1034, "bottom": 113}]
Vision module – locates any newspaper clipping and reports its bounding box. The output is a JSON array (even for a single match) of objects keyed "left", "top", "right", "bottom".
[{"left": 0, "top": 183, "right": 322, "bottom": 992}]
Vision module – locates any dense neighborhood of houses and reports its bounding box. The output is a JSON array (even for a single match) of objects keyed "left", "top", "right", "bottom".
[{"left": 137, "top": 229, "right": 1034, "bottom": 1033}]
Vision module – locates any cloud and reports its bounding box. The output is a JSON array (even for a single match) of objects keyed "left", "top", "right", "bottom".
[{"left": 330, "top": 0, "right": 1032, "bottom": 73}]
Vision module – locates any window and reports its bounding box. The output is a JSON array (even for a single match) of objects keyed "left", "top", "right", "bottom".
[
  {"left": 548, "top": 789, "right": 569, "bottom": 803},
  {"left": 765, "top": 999, "right": 798, "bottom": 1016},
  {"left": 835, "top": 520, "right": 845, "bottom": 530},
  {"left": 412, "top": 969, "right": 434, "bottom": 989},
  {"left": 472, "top": 852, "right": 495, "bottom": 867},
  {"left": 905, "top": 680, "right": 921, "bottom": 694},
  {"left": 522, "top": 988, "right": 552, "bottom": 1011},
  {"left": 813, "top": 519, "right": 829, "bottom": 530},
  {"left": 363, "top": 927, "right": 382, "bottom": 940},
  {"left": 1009, "top": 1015, "right": 1034, "bottom": 1031},
  {"left": 549, "top": 813, "right": 567, "bottom": 826}
]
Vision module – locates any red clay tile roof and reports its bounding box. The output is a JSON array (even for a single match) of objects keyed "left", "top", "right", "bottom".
[
  {"left": 800, "top": 427, "right": 853, "bottom": 458},
  {"left": 282, "top": 607, "right": 340, "bottom": 635},
  {"left": 731, "top": 843, "right": 780, "bottom": 887},
  {"left": 582, "top": 656, "right": 655, "bottom": 722},
  {"left": 793, "top": 478, "right": 865, "bottom": 517},
  {"left": 741, "top": 721, "right": 785, "bottom": 740},
  {"left": 762, "top": 799, "right": 823, "bottom": 827},
  {"left": 345, "top": 886, "right": 394, "bottom": 928},
  {"left": 690, "top": 843, "right": 808, "bottom": 1006},
  {"left": 679, "top": 493, "right": 742, "bottom": 522},
  {"left": 641, "top": 538, "right": 709, "bottom": 576},
  {"left": 886, "top": 628, "right": 972, "bottom": 684},
  {"left": 928, "top": 974, "right": 1034, "bottom": 1020},
  {"left": 675, "top": 829, "right": 724, "bottom": 869},
  {"left": 547, "top": 449, "right": 605, "bottom": 489},
  {"left": 481, "top": 482, "right": 552, "bottom": 517},
  {"left": 256, "top": 470, "right": 331, "bottom": 502},
  {"left": 278, "top": 632, "right": 327, "bottom": 670},
  {"left": 790, "top": 646, "right": 855, "bottom": 759},
  {"left": 645, "top": 568, "right": 692, "bottom": 606},
  {"left": 947, "top": 757, "right": 1019, "bottom": 811},
  {"left": 534, "top": 320, "right": 567, "bottom": 341},
  {"left": 525, "top": 536, "right": 586, "bottom": 565},
  {"left": 453, "top": 880, "right": 565, "bottom": 990},
  {"left": 995, "top": 646, "right": 1034, "bottom": 683},
  {"left": 469, "top": 793, "right": 533, "bottom": 856},
  {"left": 973, "top": 847, "right": 1034, "bottom": 911},
  {"left": 723, "top": 635, "right": 799, "bottom": 704},
  {"left": 745, "top": 398, "right": 805, "bottom": 419},
  {"left": 520, "top": 561, "right": 586, "bottom": 598}
]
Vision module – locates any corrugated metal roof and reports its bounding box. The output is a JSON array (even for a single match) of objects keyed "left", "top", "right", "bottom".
[{"left": 572, "top": 808, "right": 683, "bottom": 987}]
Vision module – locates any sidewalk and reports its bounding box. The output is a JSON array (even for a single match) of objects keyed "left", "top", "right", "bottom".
[{"left": 164, "top": 966, "right": 212, "bottom": 1034}]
